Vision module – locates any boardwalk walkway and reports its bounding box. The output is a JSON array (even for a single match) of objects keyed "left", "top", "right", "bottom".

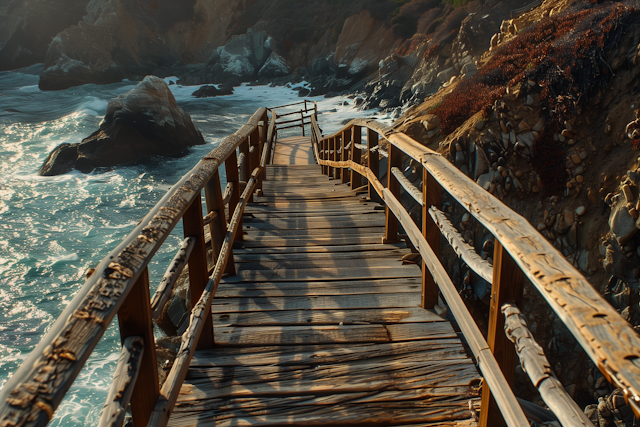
[{"left": 167, "top": 136, "right": 481, "bottom": 426}]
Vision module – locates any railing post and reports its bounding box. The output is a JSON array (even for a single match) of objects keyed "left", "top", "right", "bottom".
[
  {"left": 351, "top": 126, "right": 362, "bottom": 190},
  {"left": 301, "top": 111, "right": 305, "bottom": 137},
  {"left": 367, "top": 129, "right": 381, "bottom": 203},
  {"left": 117, "top": 267, "right": 158, "bottom": 427},
  {"left": 422, "top": 169, "right": 442, "bottom": 309},
  {"left": 341, "top": 128, "right": 351, "bottom": 184},
  {"left": 384, "top": 144, "right": 401, "bottom": 243},
  {"left": 332, "top": 136, "right": 339, "bottom": 180},
  {"left": 226, "top": 150, "right": 242, "bottom": 241},
  {"left": 205, "top": 171, "right": 236, "bottom": 276},
  {"left": 248, "top": 128, "right": 260, "bottom": 202},
  {"left": 183, "top": 193, "right": 215, "bottom": 348},
  {"left": 479, "top": 240, "right": 525, "bottom": 427},
  {"left": 256, "top": 113, "right": 267, "bottom": 196}
]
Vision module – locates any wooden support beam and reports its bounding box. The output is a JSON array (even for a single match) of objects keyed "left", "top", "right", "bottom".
[
  {"left": 248, "top": 129, "right": 260, "bottom": 202},
  {"left": 384, "top": 144, "right": 401, "bottom": 243},
  {"left": 479, "top": 240, "right": 525, "bottom": 427},
  {"left": 239, "top": 138, "right": 250, "bottom": 184},
  {"left": 503, "top": 304, "right": 595, "bottom": 427},
  {"left": 205, "top": 171, "right": 236, "bottom": 276},
  {"left": 341, "top": 128, "right": 351, "bottom": 184},
  {"left": 150, "top": 237, "right": 196, "bottom": 319},
  {"left": 183, "top": 194, "right": 214, "bottom": 348},
  {"left": 117, "top": 268, "right": 158, "bottom": 427},
  {"left": 332, "top": 137, "right": 339, "bottom": 180},
  {"left": 351, "top": 126, "right": 362, "bottom": 190},
  {"left": 367, "top": 129, "right": 381, "bottom": 203},
  {"left": 226, "top": 150, "right": 242, "bottom": 242},
  {"left": 422, "top": 169, "right": 441, "bottom": 309},
  {"left": 98, "top": 336, "right": 144, "bottom": 427}
]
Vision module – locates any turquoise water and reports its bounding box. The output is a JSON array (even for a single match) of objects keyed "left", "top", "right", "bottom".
[{"left": 0, "top": 66, "right": 390, "bottom": 425}]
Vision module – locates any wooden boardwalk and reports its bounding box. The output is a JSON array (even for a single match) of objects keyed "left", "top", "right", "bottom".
[{"left": 167, "top": 137, "right": 481, "bottom": 426}]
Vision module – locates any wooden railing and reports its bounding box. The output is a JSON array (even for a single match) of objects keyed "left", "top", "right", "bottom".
[
  {"left": 0, "top": 107, "right": 277, "bottom": 427},
  {"left": 309, "top": 115, "right": 640, "bottom": 427},
  {"left": 270, "top": 100, "right": 317, "bottom": 136}
]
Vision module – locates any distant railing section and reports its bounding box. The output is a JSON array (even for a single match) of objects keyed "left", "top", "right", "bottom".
[
  {"left": 0, "top": 104, "right": 279, "bottom": 427},
  {"left": 310, "top": 114, "right": 640, "bottom": 427},
  {"left": 270, "top": 100, "right": 317, "bottom": 136}
]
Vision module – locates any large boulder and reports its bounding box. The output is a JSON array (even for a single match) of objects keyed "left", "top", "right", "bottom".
[
  {"left": 0, "top": 0, "right": 90, "bottom": 71},
  {"left": 39, "top": 76, "right": 204, "bottom": 175}
]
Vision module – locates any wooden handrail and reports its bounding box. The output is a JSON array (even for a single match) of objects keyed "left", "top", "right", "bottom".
[
  {"left": 309, "top": 113, "right": 640, "bottom": 423},
  {"left": 0, "top": 107, "right": 267, "bottom": 427}
]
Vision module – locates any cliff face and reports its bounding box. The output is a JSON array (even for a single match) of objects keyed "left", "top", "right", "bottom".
[
  {"left": 38, "top": 0, "right": 240, "bottom": 90},
  {"left": 0, "top": 0, "right": 90, "bottom": 71}
]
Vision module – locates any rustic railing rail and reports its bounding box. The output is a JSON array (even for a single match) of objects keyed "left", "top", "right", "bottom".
[
  {"left": 0, "top": 105, "right": 278, "bottom": 427},
  {"left": 270, "top": 100, "right": 317, "bottom": 135},
  {"left": 310, "top": 114, "right": 640, "bottom": 427}
]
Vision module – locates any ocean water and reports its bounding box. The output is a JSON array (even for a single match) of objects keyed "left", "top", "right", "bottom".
[{"left": 0, "top": 65, "right": 392, "bottom": 426}]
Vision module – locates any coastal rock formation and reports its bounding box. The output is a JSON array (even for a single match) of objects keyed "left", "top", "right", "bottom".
[
  {"left": 39, "top": 76, "right": 204, "bottom": 175},
  {"left": 38, "top": 0, "right": 239, "bottom": 90},
  {"left": 0, "top": 0, "right": 90, "bottom": 71}
]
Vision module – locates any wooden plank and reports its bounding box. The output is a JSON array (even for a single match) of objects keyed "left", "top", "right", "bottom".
[
  {"left": 190, "top": 339, "right": 468, "bottom": 367},
  {"left": 244, "top": 209, "right": 384, "bottom": 218},
  {"left": 233, "top": 248, "right": 410, "bottom": 262},
  {"left": 242, "top": 217, "right": 385, "bottom": 230},
  {"left": 222, "top": 264, "right": 421, "bottom": 281},
  {"left": 235, "top": 257, "right": 411, "bottom": 271},
  {"left": 210, "top": 307, "right": 442, "bottom": 326},
  {"left": 242, "top": 226, "right": 386, "bottom": 238},
  {"left": 232, "top": 243, "right": 406, "bottom": 255},
  {"left": 216, "top": 277, "right": 421, "bottom": 293},
  {"left": 168, "top": 401, "right": 477, "bottom": 427},
  {"left": 214, "top": 324, "right": 391, "bottom": 345},
  {"left": 210, "top": 293, "right": 421, "bottom": 312},
  {"left": 234, "top": 235, "right": 384, "bottom": 248}
]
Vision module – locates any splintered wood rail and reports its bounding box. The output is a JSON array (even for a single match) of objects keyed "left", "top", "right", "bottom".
[{"left": 0, "top": 100, "right": 638, "bottom": 427}]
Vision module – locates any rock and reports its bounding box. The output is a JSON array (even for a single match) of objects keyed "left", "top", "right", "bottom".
[
  {"left": 475, "top": 120, "right": 485, "bottom": 130},
  {"left": 423, "top": 115, "right": 441, "bottom": 131},
  {"left": 39, "top": 76, "right": 204, "bottom": 175},
  {"left": 517, "top": 132, "right": 535, "bottom": 148},
  {"left": 191, "top": 84, "right": 233, "bottom": 98},
  {"left": 526, "top": 95, "right": 534, "bottom": 106},
  {"left": 561, "top": 129, "right": 574, "bottom": 139},
  {"left": 610, "top": 200, "right": 638, "bottom": 245},
  {"left": 588, "top": 188, "right": 599, "bottom": 205},
  {"left": 576, "top": 206, "right": 586, "bottom": 216},
  {"left": 570, "top": 154, "right": 582, "bottom": 165},
  {"left": 564, "top": 209, "right": 575, "bottom": 229},
  {"left": 437, "top": 67, "right": 457, "bottom": 84},
  {"left": 258, "top": 52, "right": 291, "bottom": 78}
]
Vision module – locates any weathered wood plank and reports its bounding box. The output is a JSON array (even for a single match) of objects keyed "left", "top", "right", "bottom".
[
  {"left": 232, "top": 243, "right": 406, "bottom": 255},
  {"left": 242, "top": 226, "right": 386, "bottom": 238},
  {"left": 212, "top": 322, "right": 457, "bottom": 346},
  {"left": 233, "top": 248, "right": 410, "bottom": 262},
  {"left": 242, "top": 217, "right": 385, "bottom": 230},
  {"left": 215, "top": 283, "right": 420, "bottom": 298},
  {"left": 234, "top": 235, "right": 385, "bottom": 248},
  {"left": 211, "top": 307, "right": 442, "bottom": 326},
  {"left": 235, "top": 257, "right": 407, "bottom": 271},
  {"left": 211, "top": 293, "right": 421, "bottom": 312},
  {"left": 190, "top": 339, "right": 467, "bottom": 368},
  {"left": 221, "top": 264, "right": 421, "bottom": 282}
]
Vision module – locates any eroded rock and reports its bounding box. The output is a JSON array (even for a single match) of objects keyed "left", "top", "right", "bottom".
[{"left": 39, "top": 76, "right": 204, "bottom": 175}]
